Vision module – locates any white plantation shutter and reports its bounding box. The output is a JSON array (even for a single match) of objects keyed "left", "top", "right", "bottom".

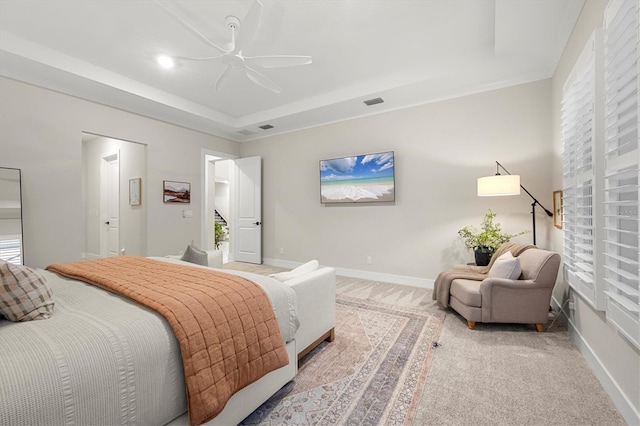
[
  {"left": 602, "top": 0, "right": 639, "bottom": 349},
  {"left": 561, "top": 29, "right": 606, "bottom": 310}
]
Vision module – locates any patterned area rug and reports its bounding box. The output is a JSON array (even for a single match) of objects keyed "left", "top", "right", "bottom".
[{"left": 241, "top": 295, "right": 445, "bottom": 425}]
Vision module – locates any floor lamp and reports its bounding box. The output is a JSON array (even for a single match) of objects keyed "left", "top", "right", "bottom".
[{"left": 477, "top": 161, "right": 553, "bottom": 246}]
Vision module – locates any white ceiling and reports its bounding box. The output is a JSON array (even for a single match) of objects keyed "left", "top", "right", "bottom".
[{"left": 0, "top": 0, "right": 584, "bottom": 142}]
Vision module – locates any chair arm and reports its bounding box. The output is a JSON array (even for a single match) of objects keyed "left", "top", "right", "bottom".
[
  {"left": 480, "top": 277, "right": 539, "bottom": 290},
  {"left": 479, "top": 277, "right": 553, "bottom": 324}
]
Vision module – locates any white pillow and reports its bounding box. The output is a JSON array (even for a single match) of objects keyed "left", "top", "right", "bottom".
[
  {"left": 488, "top": 251, "right": 522, "bottom": 280},
  {"left": 269, "top": 260, "right": 319, "bottom": 282}
]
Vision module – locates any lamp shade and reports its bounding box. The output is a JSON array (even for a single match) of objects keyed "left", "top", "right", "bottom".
[{"left": 477, "top": 175, "right": 521, "bottom": 196}]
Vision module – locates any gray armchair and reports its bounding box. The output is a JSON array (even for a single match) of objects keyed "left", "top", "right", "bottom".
[{"left": 448, "top": 248, "right": 561, "bottom": 331}]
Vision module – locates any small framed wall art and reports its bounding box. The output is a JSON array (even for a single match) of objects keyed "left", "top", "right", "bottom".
[
  {"left": 129, "top": 178, "right": 141, "bottom": 206},
  {"left": 163, "top": 180, "right": 191, "bottom": 203},
  {"left": 553, "top": 190, "right": 563, "bottom": 229}
]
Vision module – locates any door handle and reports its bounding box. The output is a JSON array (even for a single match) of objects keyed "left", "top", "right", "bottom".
[
  {"left": 253, "top": 221, "right": 262, "bottom": 226},
  {"left": 104, "top": 221, "right": 110, "bottom": 225}
]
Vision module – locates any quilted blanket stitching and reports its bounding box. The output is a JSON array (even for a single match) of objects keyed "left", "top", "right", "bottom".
[{"left": 47, "top": 256, "right": 289, "bottom": 426}]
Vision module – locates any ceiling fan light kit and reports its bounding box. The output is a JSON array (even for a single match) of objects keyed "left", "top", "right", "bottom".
[
  {"left": 156, "top": 55, "right": 175, "bottom": 69},
  {"left": 156, "top": 0, "right": 312, "bottom": 93}
]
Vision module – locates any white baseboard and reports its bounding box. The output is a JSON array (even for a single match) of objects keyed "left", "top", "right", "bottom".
[
  {"left": 550, "top": 297, "right": 640, "bottom": 426},
  {"left": 262, "top": 258, "right": 434, "bottom": 289}
]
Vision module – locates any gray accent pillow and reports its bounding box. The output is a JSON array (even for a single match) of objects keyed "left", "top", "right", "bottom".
[
  {"left": 0, "top": 261, "right": 55, "bottom": 321},
  {"left": 180, "top": 244, "right": 209, "bottom": 266}
]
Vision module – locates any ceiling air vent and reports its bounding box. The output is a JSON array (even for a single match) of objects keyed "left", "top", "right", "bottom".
[
  {"left": 237, "top": 129, "right": 256, "bottom": 136},
  {"left": 259, "top": 124, "right": 274, "bottom": 130},
  {"left": 364, "top": 97, "right": 384, "bottom": 106}
]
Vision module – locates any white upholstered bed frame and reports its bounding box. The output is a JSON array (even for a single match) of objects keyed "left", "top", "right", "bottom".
[
  {"left": 0, "top": 260, "right": 335, "bottom": 426},
  {"left": 167, "top": 264, "right": 336, "bottom": 425}
]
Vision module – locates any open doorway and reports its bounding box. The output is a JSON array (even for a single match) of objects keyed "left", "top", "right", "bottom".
[
  {"left": 202, "top": 150, "right": 237, "bottom": 264},
  {"left": 82, "top": 133, "right": 147, "bottom": 259},
  {"left": 202, "top": 151, "right": 263, "bottom": 265}
]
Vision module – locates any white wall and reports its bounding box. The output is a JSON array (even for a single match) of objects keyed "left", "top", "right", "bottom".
[
  {"left": 549, "top": 1, "right": 639, "bottom": 423},
  {"left": 240, "top": 79, "right": 555, "bottom": 283},
  {"left": 0, "top": 77, "right": 240, "bottom": 268}
]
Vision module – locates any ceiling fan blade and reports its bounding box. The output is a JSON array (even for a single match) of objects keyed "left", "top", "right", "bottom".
[
  {"left": 244, "top": 55, "right": 312, "bottom": 69},
  {"left": 244, "top": 65, "right": 281, "bottom": 93},
  {"left": 155, "top": 1, "right": 227, "bottom": 54},
  {"left": 215, "top": 66, "right": 232, "bottom": 91},
  {"left": 174, "top": 54, "right": 224, "bottom": 62},
  {"left": 234, "top": 0, "right": 263, "bottom": 52}
]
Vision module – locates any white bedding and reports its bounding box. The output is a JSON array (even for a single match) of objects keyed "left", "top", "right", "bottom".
[{"left": 0, "top": 262, "right": 299, "bottom": 426}]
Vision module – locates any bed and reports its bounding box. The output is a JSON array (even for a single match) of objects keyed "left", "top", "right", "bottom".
[{"left": 0, "top": 256, "right": 336, "bottom": 426}]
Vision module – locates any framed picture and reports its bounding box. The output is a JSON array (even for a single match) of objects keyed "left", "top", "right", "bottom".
[
  {"left": 553, "top": 190, "right": 563, "bottom": 229},
  {"left": 129, "top": 178, "right": 141, "bottom": 206},
  {"left": 163, "top": 180, "right": 190, "bottom": 203}
]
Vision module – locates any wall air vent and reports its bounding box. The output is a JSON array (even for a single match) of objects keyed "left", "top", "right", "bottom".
[
  {"left": 259, "top": 124, "right": 274, "bottom": 130},
  {"left": 364, "top": 97, "right": 384, "bottom": 106}
]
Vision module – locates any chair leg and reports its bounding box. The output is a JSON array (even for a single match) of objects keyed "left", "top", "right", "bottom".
[
  {"left": 467, "top": 320, "right": 476, "bottom": 330},
  {"left": 535, "top": 323, "right": 544, "bottom": 332}
]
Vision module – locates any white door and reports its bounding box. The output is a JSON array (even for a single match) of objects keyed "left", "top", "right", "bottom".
[
  {"left": 233, "top": 156, "right": 262, "bottom": 264},
  {"left": 101, "top": 153, "right": 120, "bottom": 257}
]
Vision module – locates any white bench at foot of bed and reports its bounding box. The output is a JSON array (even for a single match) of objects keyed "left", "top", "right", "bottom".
[{"left": 285, "top": 266, "right": 336, "bottom": 359}]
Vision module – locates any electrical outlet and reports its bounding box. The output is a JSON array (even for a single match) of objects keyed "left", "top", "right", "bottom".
[{"left": 366, "top": 256, "right": 372, "bottom": 265}]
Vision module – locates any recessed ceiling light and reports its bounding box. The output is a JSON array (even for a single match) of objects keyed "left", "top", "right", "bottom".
[{"left": 157, "top": 55, "right": 175, "bottom": 69}]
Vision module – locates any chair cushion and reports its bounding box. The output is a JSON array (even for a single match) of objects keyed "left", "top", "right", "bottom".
[
  {"left": 488, "top": 251, "right": 522, "bottom": 280},
  {"left": 450, "top": 279, "right": 482, "bottom": 307}
]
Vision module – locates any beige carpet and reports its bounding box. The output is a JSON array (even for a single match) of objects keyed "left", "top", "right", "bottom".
[{"left": 224, "top": 262, "right": 626, "bottom": 425}]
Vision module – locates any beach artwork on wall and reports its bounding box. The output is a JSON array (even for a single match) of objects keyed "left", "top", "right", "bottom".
[
  {"left": 320, "top": 151, "right": 395, "bottom": 204},
  {"left": 163, "top": 180, "right": 190, "bottom": 203}
]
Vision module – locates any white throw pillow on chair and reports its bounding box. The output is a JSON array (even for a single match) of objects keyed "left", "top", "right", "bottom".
[{"left": 488, "top": 251, "right": 522, "bottom": 280}]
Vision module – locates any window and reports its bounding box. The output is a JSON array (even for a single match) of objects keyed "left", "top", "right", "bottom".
[
  {"left": 561, "top": 29, "right": 606, "bottom": 310},
  {"left": 602, "top": 0, "right": 639, "bottom": 348},
  {"left": 562, "top": 0, "right": 639, "bottom": 349}
]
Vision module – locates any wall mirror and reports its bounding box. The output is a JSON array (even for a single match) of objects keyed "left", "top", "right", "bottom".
[{"left": 0, "top": 167, "right": 23, "bottom": 264}]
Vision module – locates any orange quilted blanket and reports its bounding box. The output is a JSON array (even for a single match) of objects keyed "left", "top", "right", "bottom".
[{"left": 47, "top": 256, "right": 289, "bottom": 426}]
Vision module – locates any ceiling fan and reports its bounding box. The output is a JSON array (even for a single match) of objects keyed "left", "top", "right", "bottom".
[{"left": 156, "top": 0, "right": 312, "bottom": 93}]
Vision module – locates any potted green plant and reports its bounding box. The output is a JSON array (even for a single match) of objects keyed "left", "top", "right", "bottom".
[
  {"left": 458, "top": 209, "right": 529, "bottom": 266},
  {"left": 214, "top": 222, "right": 227, "bottom": 250}
]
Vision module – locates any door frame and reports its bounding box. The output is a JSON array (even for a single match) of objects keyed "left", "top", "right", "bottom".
[{"left": 201, "top": 149, "right": 238, "bottom": 256}]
